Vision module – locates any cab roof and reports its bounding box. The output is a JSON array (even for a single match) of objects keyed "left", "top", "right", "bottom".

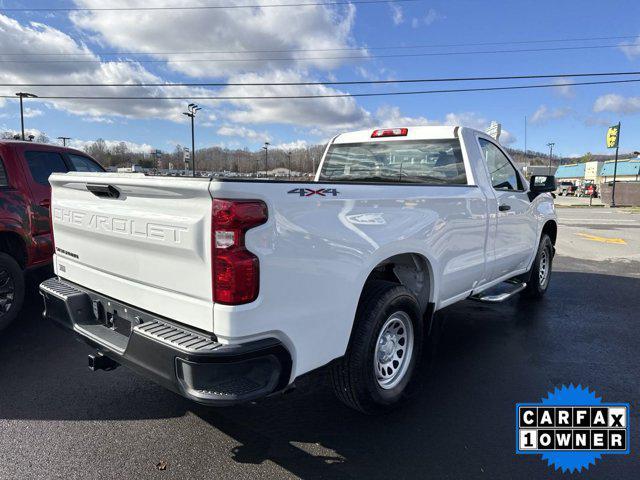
[
  {"left": 332, "top": 125, "right": 480, "bottom": 144},
  {"left": 0, "top": 139, "right": 88, "bottom": 156}
]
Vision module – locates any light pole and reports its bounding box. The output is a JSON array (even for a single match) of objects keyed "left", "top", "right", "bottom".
[
  {"left": 547, "top": 142, "right": 555, "bottom": 176},
  {"left": 15, "top": 92, "right": 38, "bottom": 140},
  {"left": 183, "top": 103, "right": 201, "bottom": 177},
  {"left": 57, "top": 136, "right": 71, "bottom": 146},
  {"left": 262, "top": 142, "right": 270, "bottom": 179},
  {"left": 610, "top": 123, "right": 622, "bottom": 207},
  {"left": 287, "top": 151, "right": 292, "bottom": 180}
]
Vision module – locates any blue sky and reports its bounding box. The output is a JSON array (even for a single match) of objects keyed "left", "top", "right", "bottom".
[{"left": 1, "top": 0, "right": 639, "bottom": 157}]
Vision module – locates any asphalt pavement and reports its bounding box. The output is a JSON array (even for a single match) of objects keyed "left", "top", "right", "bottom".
[{"left": 1, "top": 208, "right": 639, "bottom": 480}]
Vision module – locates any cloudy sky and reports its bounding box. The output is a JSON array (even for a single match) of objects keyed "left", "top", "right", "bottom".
[{"left": 0, "top": 0, "right": 639, "bottom": 156}]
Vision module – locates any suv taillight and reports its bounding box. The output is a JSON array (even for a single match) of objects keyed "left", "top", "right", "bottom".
[{"left": 212, "top": 199, "right": 268, "bottom": 305}]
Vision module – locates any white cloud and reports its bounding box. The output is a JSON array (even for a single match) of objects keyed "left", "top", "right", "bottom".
[
  {"left": 530, "top": 105, "right": 571, "bottom": 124},
  {"left": 23, "top": 107, "right": 44, "bottom": 118},
  {"left": 373, "top": 107, "right": 516, "bottom": 144},
  {"left": 619, "top": 35, "right": 640, "bottom": 59},
  {"left": 0, "top": 14, "right": 214, "bottom": 121},
  {"left": 375, "top": 105, "right": 430, "bottom": 126},
  {"left": 390, "top": 3, "right": 404, "bottom": 25},
  {"left": 275, "top": 140, "right": 309, "bottom": 151},
  {"left": 553, "top": 78, "right": 575, "bottom": 98},
  {"left": 222, "top": 70, "right": 371, "bottom": 132},
  {"left": 0, "top": 127, "right": 47, "bottom": 140},
  {"left": 593, "top": 94, "right": 640, "bottom": 114},
  {"left": 412, "top": 8, "right": 444, "bottom": 28},
  {"left": 424, "top": 8, "right": 441, "bottom": 25},
  {"left": 70, "top": 0, "right": 362, "bottom": 78},
  {"left": 217, "top": 125, "right": 271, "bottom": 142},
  {"left": 83, "top": 116, "right": 114, "bottom": 124},
  {"left": 69, "top": 138, "right": 155, "bottom": 153}
]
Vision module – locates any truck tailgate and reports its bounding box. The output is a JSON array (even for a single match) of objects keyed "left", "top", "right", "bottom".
[{"left": 49, "top": 172, "right": 214, "bottom": 332}]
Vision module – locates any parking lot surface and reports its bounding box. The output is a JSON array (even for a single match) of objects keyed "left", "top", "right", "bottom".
[{"left": 1, "top": 208, "right": 638, "bottom": 480}]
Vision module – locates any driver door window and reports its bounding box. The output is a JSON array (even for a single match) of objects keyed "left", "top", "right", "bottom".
[
  {"left": 478, "top": 137, "right": 536, "bottom": 281},
  {"left": 479, "top": 138, "right": 522, "bottom": 191}
]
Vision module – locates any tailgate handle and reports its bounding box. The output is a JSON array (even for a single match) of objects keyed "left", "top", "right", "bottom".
[{"left": 86, "top": 183, "right": 120, "bottom": 199}]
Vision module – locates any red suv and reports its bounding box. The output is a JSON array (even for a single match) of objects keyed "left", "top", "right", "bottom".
[{"left": 0, "top": 140, "right": 104, "bottom": 331}]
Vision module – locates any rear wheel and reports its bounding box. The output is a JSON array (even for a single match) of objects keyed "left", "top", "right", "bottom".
[
  {"left": 331, "top": 280, "right": 423, "bottom": 414},
  {"left": 0, "top": 252, "right": 25, "bottom": 332},
  {"left": 522, "top": 234, "right": 553, "bottom": 299}
]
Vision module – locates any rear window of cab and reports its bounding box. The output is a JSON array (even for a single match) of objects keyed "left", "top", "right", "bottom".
[
  {"left": 319, "top": 139, "right": 467, "bottom": 185},
  {"left": 24, "top": 150, "right": 104, "bottom": 185}
]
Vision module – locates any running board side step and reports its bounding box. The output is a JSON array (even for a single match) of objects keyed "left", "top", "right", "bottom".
[{"left": 470, "top": 282, "right": 527, "bottom": 303}]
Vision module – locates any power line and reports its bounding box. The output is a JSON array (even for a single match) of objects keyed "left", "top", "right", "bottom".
[
  {"left": 2, "top": 70, "right": 640, "bottom": 88},
  {"left": 0, "top": 34, "right": 636, "bottom": 56},
  {"left": 1, "top": 78, "right": 638, "bottom": 100},
  {"left": 0, "top": 0, "right": 419, "bottom": 12},
  {"left": 0, "top": 44, "right": 627, "bottom": 64}
]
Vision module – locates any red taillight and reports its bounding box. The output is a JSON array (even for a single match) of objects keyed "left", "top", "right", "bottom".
[
  {"left": 371, "top": 128, "right": 408, "bottom": 138},
  {"left": 212, "top": 199, "right": 267, "bottom": 305}
]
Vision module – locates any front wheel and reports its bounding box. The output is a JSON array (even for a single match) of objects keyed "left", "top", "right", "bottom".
[
  {"left": 0, "top": 252, "right": 25, "bottom": 332},
  {"left": 522, "top": 234, "right": 553, "bottom": 299},
  {"left": 331, "top": 281, "right": 423, "bottom": 414}
]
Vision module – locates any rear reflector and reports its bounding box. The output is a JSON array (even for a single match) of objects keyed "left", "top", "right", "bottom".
[
  {"left": 371, "top": 128, "right": 408, "bottom": 138},
  {"left": 212, "top": 199, "right": 268, "bottom": 305}
]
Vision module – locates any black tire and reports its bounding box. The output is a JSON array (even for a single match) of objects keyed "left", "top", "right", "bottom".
[
  {"left": 331, "top": 280, "right": 424, "bottom": 414},
  {"left": 0, "top": 252, "right": 25, "bottom": 332},
  {"left": 522, "top": 234, "right": 553, "bottom": 299}
]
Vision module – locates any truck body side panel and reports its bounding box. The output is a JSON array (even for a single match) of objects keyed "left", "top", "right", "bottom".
[{"left": 209, "top": 180, "right": 488, "bottom": 378}]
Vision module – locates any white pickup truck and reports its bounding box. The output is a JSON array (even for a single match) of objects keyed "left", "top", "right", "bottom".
[{"left": 40, "top": 126, "right": 557, "bottom": 414}]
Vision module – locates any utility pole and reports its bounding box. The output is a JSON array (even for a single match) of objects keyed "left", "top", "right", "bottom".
[
  {"left": 287, "top": 151, "right": 292, "bottom": 180},
  {"left": 262, "top": 142, "right": 270, "bottom": 179},
  {"left": 15, "top": 92, "right": 38, "bottom": 140},
  {"left": 547, "top": 142, "right": 555, "bottom": 175},
  {"left": 57, "top": 136, "right": 71, "bottom": 146},
  {"left": 182, "top": 103, "right": 201, "bottom": 177},
  {"left": 524, "top": 116, "right": 528, "bottom": 165}
]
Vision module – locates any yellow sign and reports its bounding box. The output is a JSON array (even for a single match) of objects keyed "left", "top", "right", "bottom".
[{"left": 606, "top": 124, "right": 620, "bottom": 148}]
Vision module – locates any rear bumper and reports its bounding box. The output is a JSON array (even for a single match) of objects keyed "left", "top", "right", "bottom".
[{"left": 39, "top": 277, "right": 292, "bottom": 406}]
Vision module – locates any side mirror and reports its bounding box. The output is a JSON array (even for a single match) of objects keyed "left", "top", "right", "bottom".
[{"left": 528, "top": 175, "right": 556, "bottom": 200}]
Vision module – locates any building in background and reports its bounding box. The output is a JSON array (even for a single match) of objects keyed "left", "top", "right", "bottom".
[
  {"left": 116, "top": 165, "right": 144, "bottom": 173},
  {"left": 522, "top": 165, "right": 557, "bottom": 178},
  {"left": 583, "top": 161, "right": 604, "bottom": 183},
  {"left": 554, "top": 163, "right": 586, "bottom": 185},
  {"left": 554, "top": 160, "right": 604, "bottom": 186},
  {"left": 600, "top": 158, "right": 640, "bottom": 183}
]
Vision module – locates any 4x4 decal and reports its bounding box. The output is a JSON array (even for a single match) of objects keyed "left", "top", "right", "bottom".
[{"left": 287, "top": 188, "right": 339, "bottom": 197}]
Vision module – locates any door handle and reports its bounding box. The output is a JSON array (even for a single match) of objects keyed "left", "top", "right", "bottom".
[{"left": 498, "top": 204, "right": 511, "bottom": 212}]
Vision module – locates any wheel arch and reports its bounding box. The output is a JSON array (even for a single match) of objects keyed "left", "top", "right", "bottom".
[
  {"left": 358, "top": 252, "right": 434, "bottom": 317},
  {"left": 541, "top": 219, "right": 557, "bottom": 245},
  {"left": 0, "top": 230, "right": 28, "bottom": 269}
]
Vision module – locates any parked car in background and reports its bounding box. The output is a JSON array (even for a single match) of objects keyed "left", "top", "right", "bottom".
[
  {"left": 41, "top": 126, "right": 557, "bottom": 413},
  {"left": 556, "top": 181, "right": 576, "bottom": 196},
  {"left": 0, "top": 140, "right": 104, "bottom": 331}
]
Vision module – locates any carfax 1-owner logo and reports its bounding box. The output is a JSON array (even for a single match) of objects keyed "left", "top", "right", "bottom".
[{"left": 516, "top": 384, "right": 630, "bottom": 473}]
